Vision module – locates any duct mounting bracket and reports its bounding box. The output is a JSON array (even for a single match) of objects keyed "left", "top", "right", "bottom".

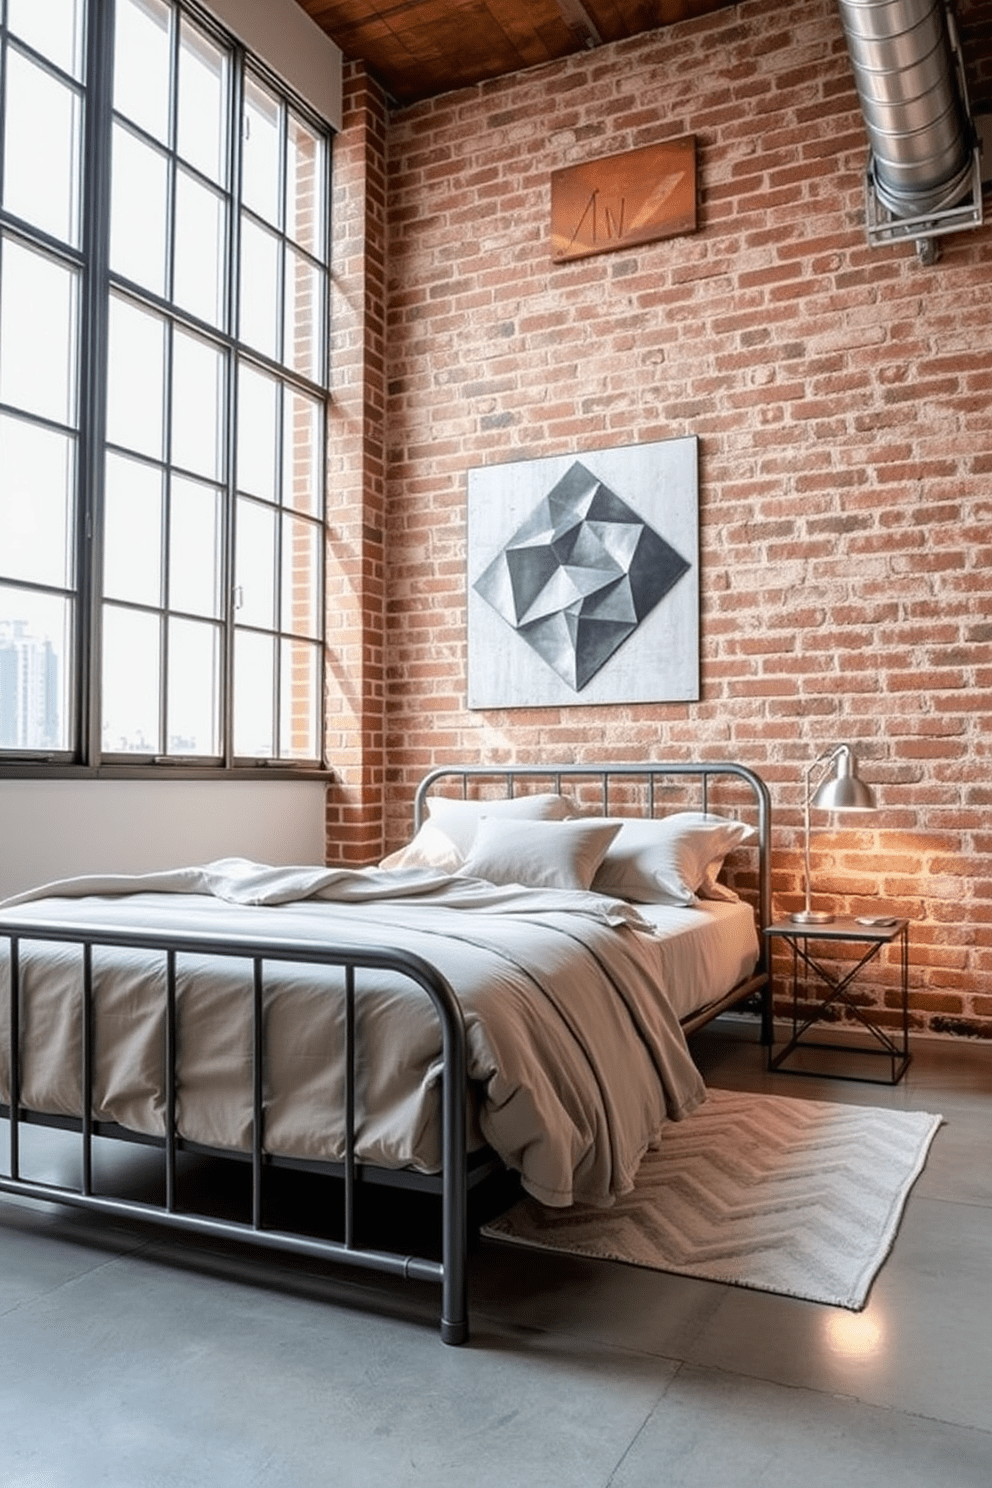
[
  {"left": 864, "top": 145, "right": 984, "bottom": 258},
  {"left": 978, "top": 114, "right": 992, "bottom": 191}
]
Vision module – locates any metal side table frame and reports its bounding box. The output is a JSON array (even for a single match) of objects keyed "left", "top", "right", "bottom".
[{"left": 764, "top": 917, "right": 910, "bottom": 1085}]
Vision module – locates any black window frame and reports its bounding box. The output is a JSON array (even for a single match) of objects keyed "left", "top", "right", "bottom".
[{"left": 0, "top": 0, "right": 332, "bottom": 781}]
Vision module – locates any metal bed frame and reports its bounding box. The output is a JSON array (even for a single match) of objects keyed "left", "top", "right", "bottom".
[{"left": 0, "top": 760, "right": 771, "bottom": 1346}]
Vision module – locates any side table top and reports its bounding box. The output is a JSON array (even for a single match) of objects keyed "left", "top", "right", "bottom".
[{"left": 765, "top": 916, "right": 908, "bottom": 943}]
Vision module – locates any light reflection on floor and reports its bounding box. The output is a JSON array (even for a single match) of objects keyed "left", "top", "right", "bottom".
[{"left": 824, "top": 1305, "right": 885, "bottom": 1360}]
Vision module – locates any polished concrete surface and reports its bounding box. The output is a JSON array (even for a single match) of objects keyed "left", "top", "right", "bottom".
[{"left": 0, "top": 1025, "right": 989, "bottom": 1486}]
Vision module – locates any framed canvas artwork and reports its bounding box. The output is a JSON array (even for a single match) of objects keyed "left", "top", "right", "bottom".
[{"left": 467, "top": 437, "right": 699, "bottom": 709}]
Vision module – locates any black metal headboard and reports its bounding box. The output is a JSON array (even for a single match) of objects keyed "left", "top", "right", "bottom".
[{"left": 413, "top": 760, "right": 772, "bottom": 944}]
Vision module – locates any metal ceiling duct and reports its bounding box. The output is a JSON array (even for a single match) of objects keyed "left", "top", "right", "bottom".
[{"left": 835, "top": 0, "right": 983, "bottom": 260}]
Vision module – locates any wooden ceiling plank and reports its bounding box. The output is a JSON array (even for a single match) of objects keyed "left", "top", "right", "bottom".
[
  {"left": 293, "top": 0, "right": 742, "bottom": 105},
  {"left": 483, "top": 0, "right": 578, "bottom": 64}
]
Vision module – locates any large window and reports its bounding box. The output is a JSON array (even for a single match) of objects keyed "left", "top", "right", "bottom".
[{"left": 0, "top": 0, "right": 330, "bottom": 769}]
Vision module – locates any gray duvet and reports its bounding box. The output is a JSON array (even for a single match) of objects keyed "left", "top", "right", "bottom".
[{"left": 0, "top": 860, "right": 726, "bottom": 1207}]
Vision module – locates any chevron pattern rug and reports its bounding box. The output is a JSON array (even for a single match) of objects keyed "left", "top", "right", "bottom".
[{"left": 482, "top": 1089, "right": 943, "bottom": 1309}]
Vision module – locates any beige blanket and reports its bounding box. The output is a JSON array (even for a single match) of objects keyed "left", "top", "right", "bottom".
[{"left": 0, "top": 861, "right": 717, "bottom": 1207}]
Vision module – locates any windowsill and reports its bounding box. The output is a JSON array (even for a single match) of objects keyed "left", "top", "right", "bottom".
[{"left": 0, "top": 763, "right": 335, "bottom": 783}]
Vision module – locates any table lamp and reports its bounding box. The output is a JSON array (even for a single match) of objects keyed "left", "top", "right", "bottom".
[{"left": 791, "top": 743, "right": 876, "bottom": 925}]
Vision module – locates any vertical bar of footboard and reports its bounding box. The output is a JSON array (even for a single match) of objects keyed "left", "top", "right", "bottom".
[
  {"left": 344, "top": 964, "right": 356, "bottom": 1250},
  {"left": 165, "top": 950, "right": 178, "bottom": 1212},
  {"left": 440, "top": 985, "right": 468, "bottom": 1346},
  {"left": 252, "top": 957, "right": 264, "bottom": 1231},
  {"left": 8, "top": 937, "right": 20, "bottom": 1180},
  {"left": 81, "top": 943, "right": 94, "bottom": 1195}
]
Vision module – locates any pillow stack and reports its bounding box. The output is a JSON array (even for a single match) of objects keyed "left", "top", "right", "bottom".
[{"left": 380, "top": 793, "right": 754, "bottom": 904}]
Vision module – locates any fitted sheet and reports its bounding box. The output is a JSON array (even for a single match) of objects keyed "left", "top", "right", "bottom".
[
  {"left": 0, "top": 864, "right": 757, "bottom": 1207},
  {"left": 633, "top": 898, "right": 760, "bottom": 1022}
]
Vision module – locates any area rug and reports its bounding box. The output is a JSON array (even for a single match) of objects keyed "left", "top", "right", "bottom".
[{"left": 481, "top": 1089, "right": 943, "bottom": 1309}]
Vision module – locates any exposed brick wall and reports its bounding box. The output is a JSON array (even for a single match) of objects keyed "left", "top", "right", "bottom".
[
  {"left": 330, "top": 0, "right": 992, "bottom": 1036},
  {"left": 325, "top": 63, "right": 389, "bottom": 861}
]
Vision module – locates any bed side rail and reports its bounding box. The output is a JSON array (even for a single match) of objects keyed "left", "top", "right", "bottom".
[{"left": 0, "top": 919, "right": 469, "bottom": 1346}]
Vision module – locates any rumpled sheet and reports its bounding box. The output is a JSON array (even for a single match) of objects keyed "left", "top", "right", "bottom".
[{"left": 0, "top": 860, "right": 742, "bottom": 1208}]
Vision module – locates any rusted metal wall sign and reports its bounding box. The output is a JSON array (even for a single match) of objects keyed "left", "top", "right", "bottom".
[{"left": 551, "top": 136, "right": 697, "bottom": 262}]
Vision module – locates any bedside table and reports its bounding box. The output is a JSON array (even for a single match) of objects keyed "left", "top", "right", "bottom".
[{"left": 763, "top": 917, "right": 910, "bottom": 1085}]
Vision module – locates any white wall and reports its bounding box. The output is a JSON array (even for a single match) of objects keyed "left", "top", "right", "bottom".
[
  {"left": 0, "top": 780, "right": 327, "bottom": 900},
  {"left": 204, "top": 0, "right": 342, "bottom": 128}
]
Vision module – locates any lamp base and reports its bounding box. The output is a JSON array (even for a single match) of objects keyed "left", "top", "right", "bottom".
[{"left": 789, "top": 910, "right": 836, "bottom": 924}]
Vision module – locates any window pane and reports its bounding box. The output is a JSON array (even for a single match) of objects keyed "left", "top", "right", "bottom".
[
  {"left": 283, "top": 388, "right": 321, "bottom": 515},
  {"left": 169, "top": 476, "right": 222, "bottom": 618},
  {"left": 167, "top": 617, "right": 219, "bottom": 755},
  {"left": 284, "top": 248, "right": 322, "bottom": 381},
  {"left": 239, "top": 216, "right": 280, "bottom": 360},
  {"left": 103, "top": 453, "right": 162, "bottom": 605},
  {"left": 287, "top": 113, "right": 323, "bottom": 256},
  {"left": 177, "top": 19, "right": 228, "bottom": 185},
  {"left": 0, "top": 237, "right": 78, "bottom": 427},
  {"left": 0, "top": 587, "right": 72, "bottom": 751},
  {"left": 280, "top": 637, "right": 318, "bottom": 760},
  {"left": 242, "top": 77, "right": 281, "bottom": 226},
  {"left": 235, "top": 497, "right": 275, "bottom": 628},
  {"left": 114, "top": 0, "right": 173, "bottom": 144},
  {"left": 102, "top": 604, "right": 160, "bottom": 753},
  {"left": 234, "top": 629, "right": 273, "bottom": 757},
  {"left": 0, "top": 416, "right": 75, "bottom": 589},
  {"left": 7, "top": 0, "right": 85, "bottom": 78},
  {"left": 106, "top": 296, "right": 165, "bottom": 458},
  {"left": 281, "top": 515, "right": 319, "bottom": 638},
  {"left": 236, "top": 362, "right": 278, "bottom": 499},
  {"left": 174, "top": 169, "right": 226, "bottom": 326},
  {"left": 171, "top": 328, "right": 224, "bottom": 480},
  {"left": 3, "top": 49, "right": 82, "bottom": 248},
  {"left": 110, "top": 124, "right": 169, "bottom": 295}
]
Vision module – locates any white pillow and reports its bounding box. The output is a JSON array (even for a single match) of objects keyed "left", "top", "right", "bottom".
[
  {"left": 380, "top": 791, "right": 573, "bottom": 871},
  {"left": 590, "top": 812, "right": 756, "bottom": 905},
  {"left": 458, "top": 816, "right": 621, "bottom": 891},
  {"left": 379, "top": 819, "right": 464, "bottom": 873},
  {"left": 427, "top": 791, "right": 574, "bottom": 854}
]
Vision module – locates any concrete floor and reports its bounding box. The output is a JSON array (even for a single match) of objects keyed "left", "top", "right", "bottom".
[{"left": 0, "top": 1024, "right": 989, "bottom": 1487}]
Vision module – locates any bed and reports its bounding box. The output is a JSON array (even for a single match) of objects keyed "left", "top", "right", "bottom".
[{"left": 0, "top": 760, "right": 771, "bottom": 1344}]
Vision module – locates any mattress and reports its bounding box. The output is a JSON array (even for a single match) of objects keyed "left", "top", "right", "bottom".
[{"left": 0, "top": 862, "right": 758, "bottom": 1208}]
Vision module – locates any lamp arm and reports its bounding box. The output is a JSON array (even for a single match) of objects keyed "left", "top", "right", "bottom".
[{"left": 801, "top": 745, "right": 848, "bottom": 918}]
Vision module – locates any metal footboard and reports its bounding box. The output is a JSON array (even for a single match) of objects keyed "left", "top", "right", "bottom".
[{"left": 0, "top": 921, "right": 470, "bottom": 1346}]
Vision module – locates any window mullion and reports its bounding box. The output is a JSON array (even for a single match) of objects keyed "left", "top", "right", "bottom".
[
  {"left": 79, "top": 0, "right": 116, "bottom": 766},
  {"left": 221, "top": 48, "right": 245, "bottom": 767}
]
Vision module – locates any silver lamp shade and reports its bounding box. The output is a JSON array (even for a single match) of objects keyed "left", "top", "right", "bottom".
[{"left": 791, "top": 744, "right": 877, "bottom": 924}]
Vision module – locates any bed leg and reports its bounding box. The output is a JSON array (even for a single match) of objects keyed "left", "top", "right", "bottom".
[
  {"left": 441, "top": 1316, "right": 469, "bottom": 1346},
  {"left": 440, "top": 1199, "right": 469, "bottom": 1345}
]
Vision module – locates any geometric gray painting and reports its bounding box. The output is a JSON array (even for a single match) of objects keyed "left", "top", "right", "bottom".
[
  {"left": 467, "top": 437, "right": 699, "bottom": 709},
  {"left": 473, "top": 460, "right": 690, "bottom": 691}
]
